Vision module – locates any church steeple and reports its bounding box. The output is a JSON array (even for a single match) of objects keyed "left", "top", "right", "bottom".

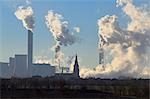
[
  {"left": 73, "top": 54, "right": 79, "bottom": 78},
  {"left": 75, "top": 54, "right": 78, "bottom": 64}
]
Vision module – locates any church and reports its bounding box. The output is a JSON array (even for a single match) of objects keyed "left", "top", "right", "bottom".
[{"left": 54, "top": 55, "right": 80, "bottom": 80}]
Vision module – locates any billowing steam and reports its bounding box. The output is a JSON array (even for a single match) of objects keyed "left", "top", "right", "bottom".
[
  {"left": 66, "top": 56, "right": 75, "bottom": 72},
  {"left": 74, "top": 27, "right": 80, "bottom": 33},
  {"left": 80, "top": 0, "right": 150, "bottom": 78},
  {"left": 45, "top": 10, "right": 78, "bottom": 66},
  {"left": 14, "top": 6, "right": 34, "bottom": 31},
  {"left": 34, "top": 55, "right": 53, "bottom": 64}
]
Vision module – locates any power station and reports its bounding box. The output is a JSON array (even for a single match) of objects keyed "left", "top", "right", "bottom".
[{"left": 0, "top": 30, "right": 80, "bottom": 79}]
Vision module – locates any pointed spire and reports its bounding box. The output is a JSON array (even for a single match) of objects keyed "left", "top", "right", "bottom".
[
  {"left": 73, "top": 53, "right": 79, "bottom": 78},
  {"left": 75, "top": 54, "right": 78, "bottom": 63}
]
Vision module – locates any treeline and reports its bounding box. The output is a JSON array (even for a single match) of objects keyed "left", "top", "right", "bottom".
[{"left": 0, "top": 77, "right": 149, "bottom": 98}]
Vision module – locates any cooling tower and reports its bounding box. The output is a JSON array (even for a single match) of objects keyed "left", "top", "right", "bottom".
[{"left": 28, "top": 30, "right": 33, "bottom": 77}]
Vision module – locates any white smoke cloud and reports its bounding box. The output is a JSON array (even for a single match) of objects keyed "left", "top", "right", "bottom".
[
  {"left": 26, "top": 0, "right": 31, "bottom": 5},
  {"left": 45, "top": 10, "right": 78, "bottom": 66},
  {"left": 116, "top": 0, "right": 150, "bottom": 32},
  {"left": 35, "top": 59, "right": 52, "bottom": 64},
  {"left": 54, "top": 51, "right": 65, "bottom": 66},
  {"left": 80, "top": 0, "right": 150, "bottom": 78},
  {"left": 74, "top": 27, "right": 80, "bottom": 33},
  {"left": 66, "top": 56, "right": 75, "bottom": 72},
  {"left": 34, "top": 55, "right": 52, "bottom": 64},
  {"left": 15, "top": 6, "right": 34, "bottom": 31},
  {"left": 45, "top": 10, "right": 77, "bottom": 47}
]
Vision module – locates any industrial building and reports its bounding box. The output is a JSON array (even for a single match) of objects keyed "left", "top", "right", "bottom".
[
  {"left": 0, "top": 62, "right": 10, "bottom": 78},
  {"left": 32, "top": 64, "right": 55, "bottom": 77},
  {"left": 13, "top": 55, "right": 28, "bottom": 78},
  {"left": 0, "top": 30, "right": 55, "bottom": 78},
  {"left": 0, "top": 30, "right": 80, "bottom": 79},
  {"left": 0, "top": 55, "right": 55, "bottom": 78}
]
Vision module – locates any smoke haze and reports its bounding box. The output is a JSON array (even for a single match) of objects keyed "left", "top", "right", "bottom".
[
  {"left": 14, "top": 6, "right": 34, "bottom": 31},
  {"left": 45, "top": 10, "right": 79, "bottom": 66},
  {"left": 80, "top": 0, "right": 150, "bottom": 78},
  {"left": 74, "top": 27, "right": 80, "bottom": 33}
]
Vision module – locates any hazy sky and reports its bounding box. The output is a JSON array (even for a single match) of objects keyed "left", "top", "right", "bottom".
[{"left": 0, "top": 0, "right": 149, "bottom": 68}]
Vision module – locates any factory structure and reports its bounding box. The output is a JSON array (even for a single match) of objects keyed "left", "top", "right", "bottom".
[{"left": 0, "top": 30, "right": 80, "bottom": 79}]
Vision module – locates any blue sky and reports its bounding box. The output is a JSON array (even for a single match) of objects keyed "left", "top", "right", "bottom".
[{"left": 0, "top": 0, "right": 149, "bottom": 68}]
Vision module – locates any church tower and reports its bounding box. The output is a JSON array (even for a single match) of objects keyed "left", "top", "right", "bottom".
[{"left": 73, "top": 54, "right": 80, "bottom": 78}]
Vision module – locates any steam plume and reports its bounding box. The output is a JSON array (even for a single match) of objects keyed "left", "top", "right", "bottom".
[
  {"left": 80, "top": 0, "right": 150, "bottom": 78},
  {"left": 66, "top": 56, "right": 75, "bottom": 72},
  {"left": 15, "top": 6, "right": 34, "bottom": 31},
  {"left": 45, "top": 10, "right": 78, "bottom": 65},
  {"left": 74, "top": 27, "right": 80, "bottom": 33}
]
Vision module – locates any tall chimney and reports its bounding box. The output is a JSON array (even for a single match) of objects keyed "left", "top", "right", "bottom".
[{"left": 28, "top": 30, "right": 33, "bottom": 77}]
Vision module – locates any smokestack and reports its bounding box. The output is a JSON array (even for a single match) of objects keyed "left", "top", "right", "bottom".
[
  {"left": 99, "top": 48, "right": 105, "bottom": 70},
  {"left": 28, "top": 30, "right": 33, "bottom": 77},
  {"left": 99, "top": 49, "right": 104, "bottom": 64}
]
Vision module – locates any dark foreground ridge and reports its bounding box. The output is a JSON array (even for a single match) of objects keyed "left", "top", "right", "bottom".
[{"left": 0, "top": 77, "right": 149, "bottom": 99}]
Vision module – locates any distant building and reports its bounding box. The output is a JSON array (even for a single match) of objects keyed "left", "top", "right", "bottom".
[
  {"left": 9, "top": 57, "right": 15, "bottom": 76},
  {"left": 0, "top": 54, "right": 80, "bottom": 79},
  {"left": 54, "top": 55, "right": 80, "bottom": 80},
  {"left": 0, "top": 55, "right": 56, "bottom": 78},
  {"left": 14, "top": 55, "right": 28, "bottom": 78},
  {"left": 0, "top": 29, "right": 56, "bottom": 78},
  {"left": 32, "top": 64, "right": 55, "bottom": 77},
  {"left": 1, "top": 28, "right": 82, "bottom": 79},
  {"left": 0, "top": 62, "right": 10, "bottom": 78}
]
